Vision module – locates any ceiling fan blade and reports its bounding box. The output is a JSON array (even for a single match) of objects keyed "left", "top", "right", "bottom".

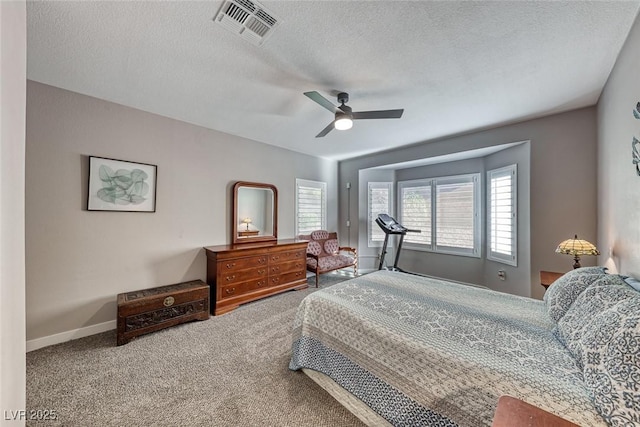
[
  {"left": 304, "top": 91, "right": 339, "bottom": 114},
  {"left": 352, "top": 109, "right": 404, "bottom": 120},
  {"left": 316, "top": 121, "right": 335, "bottom": 138}
]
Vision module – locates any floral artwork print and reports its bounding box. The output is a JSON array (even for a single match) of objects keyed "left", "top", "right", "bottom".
[
  {"left": 87, "top": 156, "right": 157, "bottom": 212},
  {"left": 633, "top": 102, "right": 640, "bottom": 175},
  {"left": 97, "top": 165, "right": 150, "bottom": 205}
]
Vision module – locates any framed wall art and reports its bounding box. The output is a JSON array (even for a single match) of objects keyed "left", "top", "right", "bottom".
[{"left": 87, "top": 156, "right": 157, "bottom": 212}]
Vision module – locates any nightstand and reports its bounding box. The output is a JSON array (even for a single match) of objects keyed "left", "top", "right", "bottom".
[{"left": 540, "top": 271, "right": 563, "bottom": 290}]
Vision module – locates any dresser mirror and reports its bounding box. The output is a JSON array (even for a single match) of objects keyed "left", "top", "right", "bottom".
[{"left": 232, "top": 181, "right": 277, "bottom": 244}]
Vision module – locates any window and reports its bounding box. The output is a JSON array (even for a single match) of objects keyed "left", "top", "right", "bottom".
[
  {"left": 368, "top": 182, "right": 392, "bottom": 246},
  {"left": 487, "top": 164, "right": 517, "bottom": 266},
  {"left": 435, "top": 175, "right": 479, "bottom": 255},
  {"left": 398, "top": 174, "right": 481, "bottom": 257},
  {"left": 398, "top": 180, "right": 432, "bottom": 245},
  {"left": 295, "top": 179, "right": 326, "bottom": 235}
]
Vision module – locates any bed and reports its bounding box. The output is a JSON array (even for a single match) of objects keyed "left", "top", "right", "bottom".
[{"left": 289, "top": 269, "right": 640, "bottom": 426}]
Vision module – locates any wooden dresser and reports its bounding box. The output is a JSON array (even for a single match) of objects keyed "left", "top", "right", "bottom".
[{"left": 204, "top": 239, "right": 309, "bottom": 315}]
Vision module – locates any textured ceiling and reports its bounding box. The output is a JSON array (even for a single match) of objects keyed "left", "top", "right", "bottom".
[{"left": 26, "top": 1, "right": 640, "bottom": 161}]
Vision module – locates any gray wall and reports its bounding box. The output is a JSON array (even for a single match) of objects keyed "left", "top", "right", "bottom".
[
  {"left": 25, "top": 81, "right": 337, "bottom": 341},
  {"left": 1, "top": 0, "right": 27, "bottom": 418},
  {"left": 339, "top": 107, "right": 598, "bottom": 299},
  {"left": 598, "top": 13, "right": 640, "bottom": 277}
]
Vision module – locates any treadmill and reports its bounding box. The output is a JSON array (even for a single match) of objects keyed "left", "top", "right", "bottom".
[{"left": 375, "top": 213, "right": 421, "bottom": 272}]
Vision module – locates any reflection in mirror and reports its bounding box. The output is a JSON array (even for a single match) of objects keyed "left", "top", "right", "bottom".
[
  {"left": 232, "top": 182, "right": 278, "bottom": 244},
  {"left": 237, "top": 187, "right": 274, "bottom": 238}
]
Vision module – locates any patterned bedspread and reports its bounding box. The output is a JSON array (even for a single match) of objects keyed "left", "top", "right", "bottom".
[{"left": 289, "top": 270, "right": 606, "bottom": 427}]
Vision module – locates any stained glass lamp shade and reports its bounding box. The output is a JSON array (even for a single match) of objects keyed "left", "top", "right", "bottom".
[{"left": 555, "top": 235, "right": 600, "bottom": 269}]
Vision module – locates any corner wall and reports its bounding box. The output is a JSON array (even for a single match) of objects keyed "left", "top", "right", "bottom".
[
  {"left": 1, "top": 0, "right": 27, "bottom": 420},
  {"left": 25, "top": 81, "right": 337, "bottom": 343},
  {"left": 357, "top": 168, "right": 395, "bottom": 271},
  {"left": 597, "top": 12, "right": 640, "bottom": 276},
  {"left": 483, "top": 142, "right": 531, "bottom": 294}
]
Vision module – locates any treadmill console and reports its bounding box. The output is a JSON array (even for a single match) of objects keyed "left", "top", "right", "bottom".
[{"left": 376, "top": 213, "right": 408, "bottom": 234}]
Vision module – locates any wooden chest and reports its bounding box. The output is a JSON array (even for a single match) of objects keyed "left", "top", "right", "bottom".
[
  {"left": 116, "top": 280, "right": 209, "bottom": 346},
  {"left": 204, "top": 239, "right": 308, "bottom": 315}
]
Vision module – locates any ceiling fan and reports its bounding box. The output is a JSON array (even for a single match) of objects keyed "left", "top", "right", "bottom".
[{"left": 304, "top": 91, "right": 404, "bottom": 138}]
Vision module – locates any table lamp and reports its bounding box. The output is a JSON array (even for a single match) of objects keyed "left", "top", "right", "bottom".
[
  {"left": 242, "top": 217, "right": 252, "bottom": 231},
  {"left": 555, "top": 235, "right": 600, "bottom": 269}
]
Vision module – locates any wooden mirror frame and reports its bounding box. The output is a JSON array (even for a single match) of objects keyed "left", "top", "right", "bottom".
[{"left": 232, "top": 181, "right": 278, "bottom": 245}]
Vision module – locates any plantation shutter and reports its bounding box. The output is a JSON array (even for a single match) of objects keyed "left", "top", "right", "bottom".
[
  {"left": 295, "top": 179, "right": 326, "bottom": 235},
  {"left": 435, "top": 178, "right": 476, "bottom": 251},
  {"left": 399, "top": 181, "right": 432, "bottom": 246},
  {"left": 368, "top": 182, "right": 392, "bottom": 245},
  {"left": 487, "top": 165, "right": 517, "bottom": 266}
]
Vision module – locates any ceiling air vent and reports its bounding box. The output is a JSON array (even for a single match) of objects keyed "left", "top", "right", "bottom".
[{"left": 214, "top": 0, "right": 280, "bottom": 46}]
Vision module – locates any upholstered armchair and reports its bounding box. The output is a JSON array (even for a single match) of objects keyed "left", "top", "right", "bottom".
[{"left": 298, "top": 230, "right": 357, "bottom": 287}]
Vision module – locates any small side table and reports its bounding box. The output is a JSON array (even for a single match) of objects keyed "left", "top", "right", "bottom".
[
  {"left": 492, "top": 395, "right": 579, "bottom": 427},
  {"left": 540, "top": 271, "right": 564, "bottom": 290}
]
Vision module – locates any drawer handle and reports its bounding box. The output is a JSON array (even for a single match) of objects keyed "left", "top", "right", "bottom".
[
  {"left": 163, "top": 296, "right": 175, "bottom": 307},
  {"left": 271, "top": 277, "right": 280, "bottom": 284},
  {"left": 258, "top": 269, "right": 266, "bottom": 275},
  {"left": 226, "top": 262, "right": 236, "bottom": 269},
  {"left": 258, "top": 258, "right": 266, "bottom": 264},
  {"left": 257, "top": 280, "right": 266, "bottom": 287},
  {"left": 272, "top": 255, "right": 280, "bottom": 261},
  {"left": 226, "top": 275, "right": 236, "bottom": 282},
  {"left": 225, "top": 287, "right": 235, "bottom": 295},
  {"left": 272, "top": 267, "right": 280, "bottom": 273}
]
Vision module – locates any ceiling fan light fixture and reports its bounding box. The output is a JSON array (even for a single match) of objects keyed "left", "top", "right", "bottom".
[
  {"left": 304, "top": 91, "right": 403, "bottom": 137},
  {"left": 334, "top": 114, "right": 353, "bottom": 131}
]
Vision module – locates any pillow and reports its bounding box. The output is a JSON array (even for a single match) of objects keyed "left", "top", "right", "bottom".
[
  {"left": 579, "top": 296, "right": 640, "bottom": 425},
  {"left": 544, "top": 266, "right": 608, "bottom": 322},
  {"left": 324, "top": 239, "right": 339, "bottom": 254},
  {"left": 624, "top": 276, "right": 640, "bottom": 292},
  {"left": 555, "top": 274, "right": 633, "bottom": 365},
  {"left": 306, "top": 240, "right": 322, "bottom": 256}
]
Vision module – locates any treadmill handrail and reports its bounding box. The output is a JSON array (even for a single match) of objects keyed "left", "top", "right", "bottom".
[{"left": 375, "top": 217, "right": 420, "bottom": 235}]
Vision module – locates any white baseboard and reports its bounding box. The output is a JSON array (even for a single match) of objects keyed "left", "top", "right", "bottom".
[{"left": 26, "top": 320, "right": 116, "bottom": 352}]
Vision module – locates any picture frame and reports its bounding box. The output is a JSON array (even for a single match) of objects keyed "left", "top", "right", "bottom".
[{"left": 87, "top": 156, "right": 157, "bottom": 212}]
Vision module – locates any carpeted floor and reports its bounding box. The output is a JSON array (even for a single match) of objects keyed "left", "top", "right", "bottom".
[{"left": 26, "top": 273, "right": 365, "bottom": 426}]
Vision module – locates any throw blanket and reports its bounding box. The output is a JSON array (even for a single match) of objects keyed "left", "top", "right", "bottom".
[{"left": 289, "top": 270, "right": 605, "bottom": 426}]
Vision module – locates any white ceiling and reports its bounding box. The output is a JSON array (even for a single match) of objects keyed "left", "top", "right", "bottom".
[{"left": 26, "top": 1, "right": 640, "bottom": 161}]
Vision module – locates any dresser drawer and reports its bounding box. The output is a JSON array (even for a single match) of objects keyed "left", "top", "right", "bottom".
[
  {"left": 269, "top": 259, "right": 305, "bottom": 275},
  {"left": 219, "top": 278, "right": 269, "bottom": 300},
  {"left": 217, "top": 266, "right": 268, "bottom": 285},
  {"left": 269, "top": 249, "right": 306, "bottom": 264},
  {"left": 218, "top": 255, "right": 267, "bottom": 272},
  {"left": 268, "top": 270, "right": 306, "bottom": 287}
]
